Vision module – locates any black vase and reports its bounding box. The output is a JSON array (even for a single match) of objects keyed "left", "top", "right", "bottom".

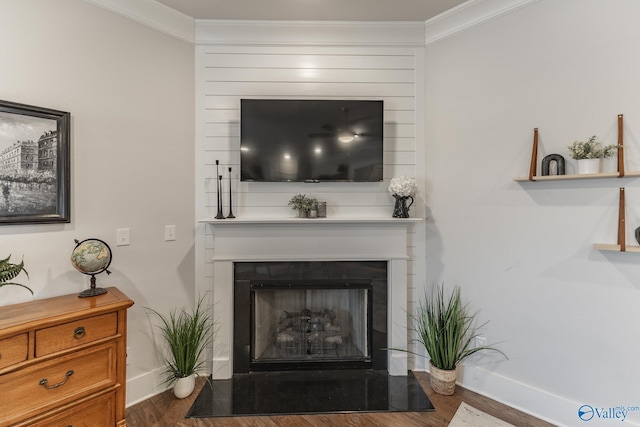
[{"left": 392, "top": 194, "right": 414, "bottom": 218}]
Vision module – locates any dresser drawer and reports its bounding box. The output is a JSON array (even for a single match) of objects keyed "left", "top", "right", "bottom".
[
  {"left": 0, "top": 333, "right": 28, "bottom": 369},
  {"left": 0, "top": 342, "right": 116, "bottom": 426},
  {"left": 25, "top": 391, "right": 116, "bottom": 427},
  {"left": 35, "top": 312, "right": 117, "bottom": 356}
]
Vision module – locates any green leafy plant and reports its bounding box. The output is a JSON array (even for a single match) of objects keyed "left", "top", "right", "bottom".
[
  {"left": 288, "top": 193, "right": 318, "bottom": 213},
  {"left": 568, "top": 136, "right": 619, "bottom": 160},
  {"left": 394, "top": 284, "right": 506, "bottom": 371},
  {"left": 0, "top": 255, "right": 32, "bottom": 294},
  {"left": 147, "top": 297, "right": 213, "bottom": 385}
]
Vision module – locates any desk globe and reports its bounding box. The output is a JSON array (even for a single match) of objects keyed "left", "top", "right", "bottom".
[{"left": 71, "top": 238, "right": 112, "bottom": 298}]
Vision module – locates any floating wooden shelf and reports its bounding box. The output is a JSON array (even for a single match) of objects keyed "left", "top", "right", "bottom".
[
  {"left": 593, "top": 243, "right": 640, "bottom": 252},
  {"left": 516, "top": 114, "right": 629, "bottom": 181},
  {"left": 594, "top": 187, "right": 633, "bottom": 252},
  {"left": 514, "top": 171, "right": 640, "bottom": 182}
]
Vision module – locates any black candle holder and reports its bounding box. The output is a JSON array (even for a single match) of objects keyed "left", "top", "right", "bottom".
[
  {"left": 215, "top": 161, "right": 225, "bottom": 219},
  {"left": 227, "top": 167, "right": 235, "bottom": 218}
]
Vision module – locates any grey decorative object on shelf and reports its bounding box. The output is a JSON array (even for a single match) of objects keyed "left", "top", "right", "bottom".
[
  {"left": 541, "top": 154, "right": 565, "bottom": 176},
  {"left": 317, "top": 201, "right": 327, "bottom": 218}
]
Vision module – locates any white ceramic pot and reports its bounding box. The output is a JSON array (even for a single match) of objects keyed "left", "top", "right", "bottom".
[
  {"left": 577, "top": 158, "right": 601, "bottom": 175},
  {"left": 173, "top": 374, "right": 196, "bottom": 399}
]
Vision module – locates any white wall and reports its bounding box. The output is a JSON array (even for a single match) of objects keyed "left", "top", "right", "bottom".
[
  {"left": 426, "top": 0, "right": 640, "bottom": 425},
  {"left": 194, "top": 22, "right": 428, "bottom": 367},
  {"left": 0, "top": 0, "right": 195, "bottom": 405}
]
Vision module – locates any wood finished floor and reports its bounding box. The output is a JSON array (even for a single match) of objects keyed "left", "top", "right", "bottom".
[{"left": 126, "top": 372, "right": 557, "bottom": 426}]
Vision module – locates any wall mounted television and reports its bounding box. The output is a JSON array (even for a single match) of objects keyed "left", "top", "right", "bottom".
[{"left": 240, "top": 99, "right": 384, "bottom": 182}]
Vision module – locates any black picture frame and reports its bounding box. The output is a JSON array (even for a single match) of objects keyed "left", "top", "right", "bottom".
[{"left": 0, "top": 100, "right": 70, "bottom": 224}]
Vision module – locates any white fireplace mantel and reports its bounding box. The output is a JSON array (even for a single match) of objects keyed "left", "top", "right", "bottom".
[{"left": 200, "top": 216, "right": 420, "bottom": 379}]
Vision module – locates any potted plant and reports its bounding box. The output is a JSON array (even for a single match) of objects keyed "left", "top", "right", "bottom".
[
  {"left": 392, "top": 284, "right": 506, "bottom": 395},
  {"left": 567, "top": 136, "right": 619, "bottom": 174},
  {"left": 0, "top": 255, "right": 32, "bottom": 294},
  {"left": 288, "top": 193, "right": 318, "bottom": 218},
  {"left": 147, "top": 297, "right": 213, "bottom": 399}
]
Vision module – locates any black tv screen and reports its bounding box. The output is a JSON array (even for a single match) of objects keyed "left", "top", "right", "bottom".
[{"left": 240, "top": 99, "right": 383, "bottom": 182}]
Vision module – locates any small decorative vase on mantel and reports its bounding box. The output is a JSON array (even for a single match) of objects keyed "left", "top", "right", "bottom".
[
  {"left": 388, "top": 176, "right": 417, "bottom": 219},
  {"left": 392, "top": 194, "right": 414, "bottom": 218}
]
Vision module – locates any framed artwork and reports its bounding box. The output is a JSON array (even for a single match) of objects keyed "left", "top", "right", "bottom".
[{"left": 0, "top": 100, "right": 70, "bottom": 224}]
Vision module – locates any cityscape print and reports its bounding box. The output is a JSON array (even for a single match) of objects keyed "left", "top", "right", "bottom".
[{"left": 0, "top": 111, "right": 58, "bottom": 216}]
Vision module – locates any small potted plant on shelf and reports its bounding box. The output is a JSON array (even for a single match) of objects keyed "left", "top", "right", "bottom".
[
  {"left": 288, "top": 193, "right": 318, "bottom": 218},
  {"left": 568, "top": 136, "right": 619, "bottom": 175},
  {"left": 389, "top": 283, "right": 507, "bottom": 395},
  {"left": 0, "top": 255, "right": 32, "bottom": 295},
  {"left": 147, "top": 297, "right": 213, "bottom": 399}
]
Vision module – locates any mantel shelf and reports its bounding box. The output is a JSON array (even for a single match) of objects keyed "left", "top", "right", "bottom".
[
  {"left": 514, "top": 171, "right": 640, "bottom": 182},
  {"left": 594, "top": 243, "right": 640, "bottom": 253},
  {"left": 198, "top": 217, "right": 422, "bottom": 225}
]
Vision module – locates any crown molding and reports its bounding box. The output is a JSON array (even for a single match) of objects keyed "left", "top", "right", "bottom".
[
  {"left": 82, "top": 0, "right": 537, "bottom": 47},
  {"left": 84, "top": 0, "right": 194, "bottom": 44},
  {"left": 424, "top": 0, "right": 539, "bottom": 45},
  {"left": 195, "top": 20, "right": 427, "bottom": 46}
]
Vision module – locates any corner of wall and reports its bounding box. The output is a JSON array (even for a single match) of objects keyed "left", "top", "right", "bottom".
[
  {"left": 83, "top": 0, "right": 195, "bottom": 43},
  {"left": 424, "top": 0, "right": 540, "bottom": 45}
]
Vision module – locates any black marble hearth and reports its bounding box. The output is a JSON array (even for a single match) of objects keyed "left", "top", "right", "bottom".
[{"left": 185, "top": 370, "right": 434, "bottom": 418}]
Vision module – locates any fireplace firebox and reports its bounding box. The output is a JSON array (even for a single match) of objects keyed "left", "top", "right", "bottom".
[{"left": 234, "top": 261, "right": 387, "bottom": 373}]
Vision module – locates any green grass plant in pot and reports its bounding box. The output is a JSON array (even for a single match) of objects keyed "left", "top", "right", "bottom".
[
  {"left": 404, "top": 284, "right": 506, "bottom": 395},
  {"left": 147, "top": 297, "right": 213, "bottom": 399}
]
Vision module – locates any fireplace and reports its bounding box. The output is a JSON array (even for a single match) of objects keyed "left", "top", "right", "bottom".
[
  {"left": 199, "top": 218, "right": 416, "bottom": 379},
  {"left": 233, "top": 261, "right": 387, "bottom": 373}
]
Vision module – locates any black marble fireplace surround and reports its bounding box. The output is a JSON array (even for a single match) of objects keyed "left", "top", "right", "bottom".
[
  {"left": 234, "top": 261, "right": 388, "bottom": 373},
  {"left": 185, "top": 261, "right": 434, "bottom": 418}
]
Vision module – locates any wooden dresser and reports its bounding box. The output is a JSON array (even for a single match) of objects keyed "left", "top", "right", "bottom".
[{"left": 0, "top": 287, "right": 134, "bottom": 427}]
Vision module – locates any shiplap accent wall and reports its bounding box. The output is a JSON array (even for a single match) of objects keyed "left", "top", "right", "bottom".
[{"left": 195, "top": 21, "right": 426, "bottom": 370}]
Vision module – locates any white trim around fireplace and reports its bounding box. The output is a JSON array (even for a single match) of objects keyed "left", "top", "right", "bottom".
[{"left": 200, "top": 217, "right": 419, "bottom": 379}]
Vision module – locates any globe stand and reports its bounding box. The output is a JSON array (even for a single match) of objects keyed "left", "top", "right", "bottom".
[
  {"left": 72, "top": 238, "right": 113, "bottom": 299},
  {"left": 78, "top": 275, "right": 108, "bottom": 298}
]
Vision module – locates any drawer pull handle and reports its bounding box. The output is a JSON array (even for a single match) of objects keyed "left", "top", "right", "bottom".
[
  {"left": 39, "top": 369, "right": 74, "bottom": 389},
  {"left": 74, "top": 326, "right": 86, "bottom": 339}
]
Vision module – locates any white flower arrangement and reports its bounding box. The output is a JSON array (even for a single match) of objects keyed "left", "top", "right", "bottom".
[
  {"left": 388, "top": 176, "right": 417, "bottom": 197},
  {"left": 567, "top": 136, "right": 619, "bottom": 160}
]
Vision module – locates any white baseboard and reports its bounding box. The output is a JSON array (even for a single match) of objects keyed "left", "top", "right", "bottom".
[
  {"left": 126, "top": 367, "right": 170, "bottom": 407},
  {"left": 126, "top": 364, "right": 640, "bottom": 426},
  {"left": 457, "top": 365, "right": 640, "bottom": 427}
]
